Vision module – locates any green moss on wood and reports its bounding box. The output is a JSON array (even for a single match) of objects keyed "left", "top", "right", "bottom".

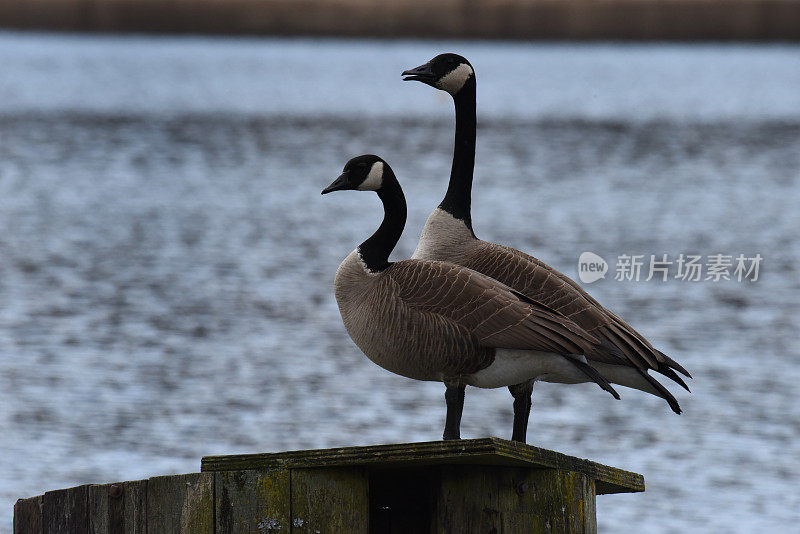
[
  {"left": 290, "top": 467, "right": 369, "bottom": 533},
  {"left": 435, "top": 465, "right": 597, "bottom": 534},
  {"left": 201, "top": 437, "right": 643, "bottom": 495},
  {"left": 215, "top": 468, "right": 290, "bottom": 533},
  {"left": 146, "top": 473, "right": 213, "bottom": 534},
  {"left": 16, "top": 440, "right": 642, "bottom": 533}
]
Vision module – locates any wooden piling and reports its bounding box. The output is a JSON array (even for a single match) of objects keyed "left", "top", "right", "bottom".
[{"left": 14, "top": 437, "right": 644, "bottom": 533}]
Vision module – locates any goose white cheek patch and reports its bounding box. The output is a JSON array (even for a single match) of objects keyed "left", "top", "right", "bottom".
[
  {"left": 358, "top": 161, "right": 384, "bottom": 191},
  {"left": 436, "top": 63, "right": 474, "bottom": 94}
]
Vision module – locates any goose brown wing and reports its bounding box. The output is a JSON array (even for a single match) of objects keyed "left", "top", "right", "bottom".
[
  {"left": 465, "top": 242, "right": 690, "bottom": 381},
  {"left": 383, "top": 259, "right": 619, "bottom": 362}
]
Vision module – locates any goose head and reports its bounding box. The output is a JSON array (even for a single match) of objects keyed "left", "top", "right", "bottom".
[
  {"left": 402, "top": 53, "right": 474, "bottom": 96},
  {"left": 321, "top": 154, "right": 387, "bottom": 194}
]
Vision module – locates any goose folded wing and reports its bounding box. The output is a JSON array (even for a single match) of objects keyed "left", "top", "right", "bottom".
[
  {"left": 468, "top": 242, "right": 688, "bottom": 371},
  {"left": 384, "top": 259, "right": 617, "bottom": 360},
  {"left": 467, "top": 243, "right": 616, "bottom": 343}
]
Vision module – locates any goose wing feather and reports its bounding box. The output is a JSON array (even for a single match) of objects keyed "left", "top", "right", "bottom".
[
  {"left": 464, "top": 242, "right": 690, "bottom": 380},
  {"left": 382, "top": 259, "right": 620, "bottom": 363}
]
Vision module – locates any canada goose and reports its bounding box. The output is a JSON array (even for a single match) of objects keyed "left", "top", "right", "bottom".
[
  {"left": 402, "top": 54, "right": 691, "bottom": 437},
  {"left": 323, "top": 155, "right": 632, "bottom": 443}
]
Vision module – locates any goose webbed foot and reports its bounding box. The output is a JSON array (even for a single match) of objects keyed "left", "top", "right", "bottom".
[
  {"left": 443, "top": 384, "right": 466, "bottom": 440},
  {"left": 509, "top": 380, "right": 534, "bottom": 443}
]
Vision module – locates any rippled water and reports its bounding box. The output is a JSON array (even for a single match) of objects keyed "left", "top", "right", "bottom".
[{"left": 1, "top": 33, "right": 799, "bottom": 532}]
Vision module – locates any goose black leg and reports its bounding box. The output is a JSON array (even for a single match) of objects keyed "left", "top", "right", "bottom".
[
  {"left": 509, "top": 380, "right": 534, "bottom": 443},
  {"left": 443, "top": 384, "right": 466, "bottom": 440}
]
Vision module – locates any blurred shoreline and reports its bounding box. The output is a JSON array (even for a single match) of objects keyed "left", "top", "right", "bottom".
[{"left": 1, "top": 0, "right": 799, "bottom": 41}]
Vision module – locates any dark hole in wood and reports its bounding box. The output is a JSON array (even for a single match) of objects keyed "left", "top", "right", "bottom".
[{"left": 369, "top": 467, "right": 435, "bottom": 533}]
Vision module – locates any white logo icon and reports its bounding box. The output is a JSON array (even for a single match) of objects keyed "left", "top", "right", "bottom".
[{"left": 578, "top": 252, "right": 608, "bottom": 284}]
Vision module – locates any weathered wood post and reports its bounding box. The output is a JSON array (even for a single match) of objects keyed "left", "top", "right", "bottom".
[{"left": 14, "top": 437, "right": 643, "bottom": 533}]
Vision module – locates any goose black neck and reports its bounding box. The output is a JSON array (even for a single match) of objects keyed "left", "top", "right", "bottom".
[
  {"left": 439, "top": 80, "right": 476, "bottom": 233},
  {"left": 358, "top": 170, "right": 407, "bottom": 273}
]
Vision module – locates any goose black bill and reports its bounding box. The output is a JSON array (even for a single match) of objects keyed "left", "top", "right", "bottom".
[
  {"left": 402, "top": 63, "right": 435, "bottom": 83},
  {"left": 321, "top": 171, "right": 353, "bottom": 194}
]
